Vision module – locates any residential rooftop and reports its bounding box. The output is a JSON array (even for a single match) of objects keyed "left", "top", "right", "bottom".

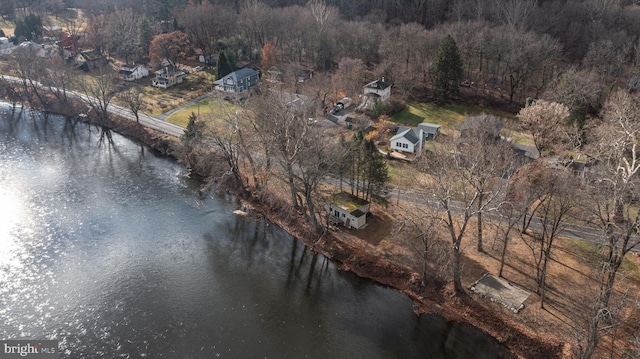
[{"left": 329, "top": 192, "right": 369, "bottom": 211}]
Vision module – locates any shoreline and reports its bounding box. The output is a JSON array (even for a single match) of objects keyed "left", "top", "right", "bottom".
[{"left": 3, "top": 97, "right": 565, "bottom": 358}]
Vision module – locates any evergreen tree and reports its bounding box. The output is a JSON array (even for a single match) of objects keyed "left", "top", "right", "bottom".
[
  {"left": 14, "top": 14, "right": 43, "bottom": 42},
  {"left": 430, "top": 34, "right": 463, "bottom": 102},
  {"left": 137, "top": 15, "right": 153, "bottom": 57},
  {"left": 362, "top": 137, "right": 389, "bottom": 204},
  {"left": 183, "top": 112, "right": 204, "bottom": 143},
  {"left": 216, "top": 51, "right": 235, "bottom": 78},
  {"left": 337, "top": 131, "right": 389, "bottom": 204}
]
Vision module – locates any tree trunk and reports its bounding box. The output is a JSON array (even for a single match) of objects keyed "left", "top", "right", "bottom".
[
  {"left": 477, "top": 192, "right": 484, "bottom": 252},
  {"left": 422, "top": 236, "right": 429, "bottom": 286},
  {"left": 498, "top": 227, "right": 511, "bottom": 278},
  {"left": 285, "top": 164, "right": 298, "bottom": 208},
  {"left": 288, "top": 175, "right": 297, "bottom": 208},
  {"left": 539, "top": 243, "right": 552, "bottom": 309},
  {"left": 452, "top": 240, "right": 464, "bottom": 296},
  {"left": 304, "top": 183, "right": 320, "bottom": 233}
]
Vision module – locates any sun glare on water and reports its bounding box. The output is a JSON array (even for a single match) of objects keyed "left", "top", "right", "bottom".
[{"left": 0, "top": 189, "right": 24, "bottom": 260}]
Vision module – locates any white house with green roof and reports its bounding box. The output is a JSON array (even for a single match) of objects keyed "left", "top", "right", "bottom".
[{"left": 326, "top": 192, "right": 370, "bottom": 229}]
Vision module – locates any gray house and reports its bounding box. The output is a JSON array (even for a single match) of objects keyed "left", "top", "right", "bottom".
[
  {"left": 214, "top": 68, "right": 260, "bottom": 93},
  {"left": 417, "top": 122, "right": 441, "bottom": 140}
]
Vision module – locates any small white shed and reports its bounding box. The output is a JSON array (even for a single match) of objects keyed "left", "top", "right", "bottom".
[{"left": 326, "top": 192, "right": 370, "bottom": 229}]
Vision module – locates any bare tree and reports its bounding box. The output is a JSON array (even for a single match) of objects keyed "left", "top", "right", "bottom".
[
  {"left": 335, "top": 57, "right": 368, "bottom": 97},
  {"left": 105, "top": 8, "right": 139, "bottom": 63},
  {"left": 308, "top": 0, "right": 338, "bottom": 34},
  {"left": 576, "top": 90, "right": 640, "bottom": 357},
  {"left": 202, "top": 104, "right": 246, "bottom": 189},
  {"left": 378, "top": 22, "right": 428, "bottom": 92},
  {"left": 239, "top": 0, "right": 272, "bottom": 55},
  {"left": 418, "top": 136, "right": 504, "bottom": 296},
  {"left": 543, "top": 68, "right": 601, "bottom": 130},
  {"left": 512, "top": 164, "right": 578, "bottom": 308},
  {"left": 496, "top": 29, "right": 562, "bottom": 104},
  {"left": 7, "top": 45, "right": 48, "bottom": 107},
  {"left": 83, "top": 14, "right": 107, "bottom": 54},
  {"left": 293, "top": 126, "right": 328, "bottom": 233},
  {"left": 42, "top": 57, "right": 76, "bottom": 110},
  {"left": 395, "top": 194, "right": 446, "bottom": 287},
  {"left": 494, "top": 200, "right": 523, "bottom": 278},
  {"left": 493, "top": 0, "right": 537, "bottom": 28},
  {"left": 247, "top": 91, "right": 311, "bottom": 209},
  {"left": 179, "top": 2, "right": 237, "bottom": 62},
  {"left": 118, "top": 85, "right": 143, "bottom": 123},
  {"left": 517, "top": 99, "right": 571, "bottom": 157},
  {"left": 461, "top": 122, "right": 519, "bottom": 253},
  {"left": 79, "top": 66, "right": 118, "bottom": 143}
]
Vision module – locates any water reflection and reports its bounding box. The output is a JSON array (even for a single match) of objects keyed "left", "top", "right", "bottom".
[{"left": 0, "top": 102, "right": 512, "bottom": 358}]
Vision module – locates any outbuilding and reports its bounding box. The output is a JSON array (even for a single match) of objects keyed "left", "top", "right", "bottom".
[{"left": 326, "top": 192, "right": 370, "bottom": 229}]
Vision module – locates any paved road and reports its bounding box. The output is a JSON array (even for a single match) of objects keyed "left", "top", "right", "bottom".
[
  {"left": 0, "top": 75, "right": 185, "bottom": 137},
  {"left": 386, "top": 185, "right": 639, "bottom": 254},
  {"left": 3, "top": 75, "right": 636, "bottom": 253},
  {"left": 107, "top": 102, "right": 185, "bottom": 137}
]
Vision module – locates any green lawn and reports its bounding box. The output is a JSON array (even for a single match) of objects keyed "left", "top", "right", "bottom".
[
  {"left": 392, "top": 101, "right": 515, "bottom": 136},
  {"left": 165, "top": 97, "right": 236, "bottom": 128}
]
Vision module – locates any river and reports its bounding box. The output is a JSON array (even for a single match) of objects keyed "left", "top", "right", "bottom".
[{"left": 0, "top": 103, "right": 512, "bottom": 358}]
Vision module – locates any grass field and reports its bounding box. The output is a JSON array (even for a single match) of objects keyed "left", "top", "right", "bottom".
[
  {"left": 392, "top": 101, "right": 515, "bottom": 136},
  {"left": 165, "top": 97, "right": 236, "bottom": 128},
  {"left": 138, "top": 70, "right": 217, "bottom": 117}
]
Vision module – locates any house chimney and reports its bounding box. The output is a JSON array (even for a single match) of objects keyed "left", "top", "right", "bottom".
[{"left": 382, "top": 77, "right": 384, "bottom": 83}]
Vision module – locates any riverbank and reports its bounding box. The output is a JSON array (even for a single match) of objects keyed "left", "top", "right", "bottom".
[
  {"left": 101, "top": 116, "right": 564, "bottom": 358},
  {"left": 6, "top": 96, "right": 564, "bottom": 358}
]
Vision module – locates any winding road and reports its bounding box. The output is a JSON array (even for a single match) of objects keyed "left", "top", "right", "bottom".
[
  {"left": 0, "top": 74, "right": 185, "bottom": 137},
  {"left": 2, "top": 74, "right": 635, "bottom": 254}
]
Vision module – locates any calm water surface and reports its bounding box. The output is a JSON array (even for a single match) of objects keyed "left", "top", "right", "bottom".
[{"left": 0, "top": 104, "right": 512, "bottom": 358}]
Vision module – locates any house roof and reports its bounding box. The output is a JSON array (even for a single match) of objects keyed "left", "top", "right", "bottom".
[
  {"left": 329, "top": 192, "right": 369, "bottom": 211},
  {"left": 418, "top": 122, "right": 441, "bottom": 133},
  {"left": 351, "top": 209, "right": 366, "bottom": 218},
  {"left": 79, "top": 50, "right": 103, "bottom": 62},
  {"left": 214, "top": 67, "right": 260, "bottom": 85},
  {"left": 364, "top": 79, "right": 392, "bottom": 90},
  {"left": 391, "top": 127, "right": 421, "bottom": 144},
  {"left": 119, "top": 69, "right": 134, "bottom": 75},
  {"left": 155, "top": 65, "right": 181, "bottom": 75}
]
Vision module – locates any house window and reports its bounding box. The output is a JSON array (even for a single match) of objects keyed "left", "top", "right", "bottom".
[
  {"left": 402, "top": 143, "right": 408, "bottom": 149},
  {"left": 342, "top": 213, "right": 346, "bottom": 218}
]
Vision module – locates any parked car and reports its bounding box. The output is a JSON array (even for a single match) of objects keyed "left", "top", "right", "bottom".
[{"left": 336, "top": 97, "right": 352, "bottom": 108}]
